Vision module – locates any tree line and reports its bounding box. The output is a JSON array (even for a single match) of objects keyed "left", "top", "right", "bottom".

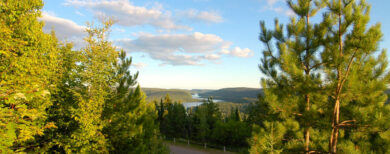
[
  {"left": 2, "top": 0, "right": 390, "bottom": 153},
  {"left": 0, "top": 0, "right": 167, "bottom": 153},
  {"left": 155, "top": 95, "right": 252, "bottom": 152}
]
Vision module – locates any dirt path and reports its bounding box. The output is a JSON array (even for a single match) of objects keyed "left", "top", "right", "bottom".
[
  {"left": 168, "top": 143, "right": 234, "bottom": 154},
  {"left": 169, "top": 144, "right": 207, "bottom": 154}
]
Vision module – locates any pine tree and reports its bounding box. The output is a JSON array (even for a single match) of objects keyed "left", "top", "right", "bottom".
[
  {"left": 162, "top": 102, "right": 187, "bottom": 138},
  {"left": 192, "top": 98, "right": 221, "bottom": 143},
  {"left": 253, "top": 0, "right": 329, "bottom": 152},
  {"left": 322, "top": 0, "right": 390, "bottom": 153},
  {"left": 103, "top": 50, "right": 167, "bottom": 153},
  {"left": 197, "top": 106, "right": 210, "bottom": 143},
  {"left": 249, "top": 122, "right": 285, "bottom": 154},
  {"left": 253, "top": 0, "right": 390, "bottom": 153},
  {"left": 0, "top": 0, "right": 60, "bottom": 152},
  {"left": 41, "top": 42, "right": 81, "bottom": 153}
]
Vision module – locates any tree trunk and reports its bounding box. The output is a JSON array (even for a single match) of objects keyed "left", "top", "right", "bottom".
[
  {"left": 305, "top": 94, "right": 310, "bottom": 154},
  {"left": 304, "top": 13, "right": 311, "bottom": 154},
  {"left": 329, "top": 99, "right": 340, "bottom": 154},
  {"left": 330, "top": 1, "right": 343, "bottom": 153}
]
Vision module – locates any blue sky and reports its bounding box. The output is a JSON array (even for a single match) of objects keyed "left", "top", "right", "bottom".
[{"left": 41, "top": 0, "right": 390, "bottom": 89}]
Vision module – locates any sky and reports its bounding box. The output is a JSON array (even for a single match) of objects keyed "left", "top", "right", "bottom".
[{"left": 41, "top": 0, "right": 390, "bottom": 89}]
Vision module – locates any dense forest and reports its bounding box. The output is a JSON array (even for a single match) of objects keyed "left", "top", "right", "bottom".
[
  {"left": 0, "top": 1, "right": 167, "bottom": 153},
  {"left": 155, "top": 95, "right": 251, "bottom": 152},
  {"left": 1, "top": 0, "right": 390, "bottom": 154}
]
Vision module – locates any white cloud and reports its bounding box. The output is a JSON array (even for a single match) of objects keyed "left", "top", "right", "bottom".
[
  {"left": 221, "top": 47, "right": 253, "bottom": 58},
  {"left": 40, "top": 12, "right": 86, "bottom": 40},
  {"left": 118, "top": 32, "right": 230, "bottom": 53},
  {"left": 113, "top": 27, "right": 126, "bottom": 33},
  {"left": 204, "top": 54, "right": 221, "bottom": 60},
  {"left": 284, "top": 9, "right": 295, "bottom": 17},
  {"left": 117, "top": 32, "right": 252, "bottom": 65},
  {"left": 260, "top": 0, "right": 295, "bottom": 17},
  {"left": 179, "top": 9, "right": 223, "bottom": 23},
  {"left": 156, "top": 54, "right": 202, "bottom": 66},
  {"left": 132, "top": 62, "right": 147, "bottom": 69},
  {"left": 271, "top": 7, "right": 295, "bottom": 17},
  {"left": 265, "top": 0, "right": 282, "bottom": 6},
  {"left": 65, "top": 0, "right": 191, "bottom": 31},
  {"left": 75, "top": 10, "right": 85, "bottom": 16},
  {"left": 39, "top": 12, "right": 86, "bottom": 48}
]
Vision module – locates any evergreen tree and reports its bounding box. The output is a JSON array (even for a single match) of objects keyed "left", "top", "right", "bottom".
[
  {"left": 34, "top": 42, "right": 81, "bottom": 153},
  {"left": 212, "top": 108, "right": 251, "bottom": 149},
  {"left": 249, "top": 122, "right": 285, "bottom": 154},
  {"left": 162, "top": 102, "right": 187, "bottom": 138},
  {"left": 0, "top": 0, "right": 60, "bottom": 152},
  {"left": 322, "top": 0, "right": 390, "bottom": 153},
  {"left": 253, "top": 0, "right": 329, "bottom": 152},
  {"left": 252, "top": 0, "right": 390, "bottom": 153},
  {"left": 102, "top": 45, "right": 167, "bottom": 153},
  {"left": 192, "top": 98, "right": 221, "bottom": 143},
  {"left": 197, "top": 106, "right": 209, "bottom": 143}
]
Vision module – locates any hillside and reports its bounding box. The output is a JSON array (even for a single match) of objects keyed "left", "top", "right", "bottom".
[
  {"left": 198, "top": 87, "right": 262, "bottom": 103},
  {"left": 190, "top": 89, "right": 214, "bottom": 94},
  {"left": 142, "top": 88, "right": 197, "bottom": 103}
]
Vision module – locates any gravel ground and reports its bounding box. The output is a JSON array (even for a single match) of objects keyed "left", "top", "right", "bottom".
[
  {"left": 169, "top": 144, "right": 207, "bottom": 154},
  {"left": 168, "top": 143, "right": 234, "bottom": 154}
]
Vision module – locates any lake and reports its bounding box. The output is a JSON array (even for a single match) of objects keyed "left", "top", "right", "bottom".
[{"left": 182, "top": 93, "right": 223, "bottom": 108}]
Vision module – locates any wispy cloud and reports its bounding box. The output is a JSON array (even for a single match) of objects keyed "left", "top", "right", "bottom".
[
  {"left": 179, "top": 9, "right": 223, "bottom": 23},
  {"left": 259, "top": 0, "right": 295, "bottom": 17},
  {"left": 132, "top": 62, "right": 148, "bottom": 69},
  {"left": 39, "top": 12, "right": 86, "bottom": 48},
  {"left": 221, "top": 47, "right": 253, "bottom": 58},
  {"left": 117, "top": 32, "right": 252, "bottom": 66},
  {"left": 75, "top": 10, "right": 85, "bottom": 16},
  {"left": 64, "top": 0, "right": 192, "bottom": 31}
]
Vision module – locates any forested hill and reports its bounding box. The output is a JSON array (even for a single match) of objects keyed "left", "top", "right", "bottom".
[
  {"left": 190, "top": 89, "right": 213, "bottom": 94},
  {"left": 142, "top": 88, "right": 197, "bottom": 103},
  {"left": 198, "top": 87, "right": 262, "bottom": 103}
]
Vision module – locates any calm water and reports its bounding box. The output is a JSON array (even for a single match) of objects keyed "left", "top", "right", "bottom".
[{"left": 182, "top": 93, "right": 223, "bottom": 108}]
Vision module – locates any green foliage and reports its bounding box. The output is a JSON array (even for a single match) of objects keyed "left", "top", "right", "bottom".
[
  {"left": 252, "top": 0, "right": 390, "bottom": 153},
  {"left": 322, "top": 0, "right": 390, "bottom": 153},
  {"left": 66, "top": 20, "right": 118, "bottom": 153},
  {"left": 249, "top": 122, "right": 285, "bottom": 154},
  {"left": 161, "top": 102, "right": 187, "bottom": 138},
  {"left": 212, "top": 112, "right": 251, "bottom": 148},
  {"left": 102, "top": 49, "right": 166, "bottom": 153},
  {"left": 253, "top": 0, "right": 329, "bottom": 152},
  {"left": 0, "top": 0, "right": 60, "bottom": 152},
  {"left": 157, "top": 96, "right": 251, "bottom": 151},
  {"left": 0, "top": 1, "right": 168, "bottom": 152},
  {"left": 217, "top": 102, "right": 248, "bottom": 117}
]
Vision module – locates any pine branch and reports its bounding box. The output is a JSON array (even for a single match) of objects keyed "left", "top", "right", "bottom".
[
  {"left": 338, "top": 50, "right": 357, "bottom": 93},
  {"left": 274, "top": 107, "right": 303, "bottom": 116},
  {"left": 309, "top": 62, "right": 327, "bottom": 70},
  {"left": 266, "top": 41, "right": 277, "bottom": 61},
  {"left": 336, "top": 120, "right": 356, "bottom": 128}
]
